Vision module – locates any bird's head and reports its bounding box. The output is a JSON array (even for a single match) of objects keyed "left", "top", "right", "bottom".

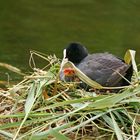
[{"left": 65, "top": 42, "right": 88, "bottom": 64}]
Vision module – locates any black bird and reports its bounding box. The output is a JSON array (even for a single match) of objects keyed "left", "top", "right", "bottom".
[{"left": 60, "top": 42, "right": 133, "bottom": 88}]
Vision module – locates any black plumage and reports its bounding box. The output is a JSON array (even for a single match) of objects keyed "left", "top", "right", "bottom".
[{"left": 61, "top": 42, "right": 133, "bottom": 88}]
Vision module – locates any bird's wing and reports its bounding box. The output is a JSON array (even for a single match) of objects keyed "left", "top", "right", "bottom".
[{"left": 77, "top": 53, "right": 130, "bottom": 86}]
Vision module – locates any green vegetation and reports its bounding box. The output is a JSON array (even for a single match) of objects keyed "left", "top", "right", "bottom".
[
  {"left": 0, "top": 0, "right": 140, "bottom": 139},
  {"left": 0, "top": 51, "right": 140, "bottom": 140}
]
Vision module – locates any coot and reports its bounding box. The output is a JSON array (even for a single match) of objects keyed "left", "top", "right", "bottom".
[{"left": 60, "top": 42, "right": 133, "bottom": 88}]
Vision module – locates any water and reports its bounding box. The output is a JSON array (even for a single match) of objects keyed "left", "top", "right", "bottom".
[{"left": 0, "top": 0, "right": 140, "bottom": 81}]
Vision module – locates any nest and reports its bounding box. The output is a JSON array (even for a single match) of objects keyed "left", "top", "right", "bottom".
[{"left": 0, "top": 51, "right": 140, "bottom": 140}]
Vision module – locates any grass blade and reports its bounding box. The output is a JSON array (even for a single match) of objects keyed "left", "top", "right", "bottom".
[
  {"left": 110, "top": 112, "right": 123, "bottom": 140},
  {"left": 49, "top": 129, "right": 70, "bottom": 140},
  {"left": 0, "top": 130, "right": 14, "bottom": 139}
]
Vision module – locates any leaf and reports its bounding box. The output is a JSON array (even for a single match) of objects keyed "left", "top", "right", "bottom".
[
  {"left": 49, "top": 129, "right": 70, "bottom": 140},
  {"left": 113, "top": 111, "right": 129, "bottom": 134},
  {"left": 102, "top": 114, "right": 114, "bottom": 128},
  {"left": 37, "top": 97, "right": 92, "bottom": 111},
  {"left": 64, "top": 111, "right": 108, "bottom": 134},
  {"left": 110, "top": 112, "right": 123, "bottom": 140},
  {"left": 88, "top": 87, "right": 140, "bottom": 109},
  {"left": 0, "top": 62, "right": 25, "bottom": 75},
  {"left": 13, "top": 80, "right": 47, "bottom": 140},
  {"left": 136, "top": 132, "right": 140, "bottom": 140},
  {"left": 31, "top": 123, "right": 72, "bottom": 140},
  {"left": 25, "top": 83, "right": 35, "bottom": 114},
  {"left": 124, "top": 49, "right": 138, "bottom": 75},
  {"left": 0, "top": 130, "right": 14, "bottom": 139}
]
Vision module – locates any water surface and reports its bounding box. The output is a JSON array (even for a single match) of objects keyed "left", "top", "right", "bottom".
[{"left": 0, "top": 0, "right": 140, "bottom": 80}]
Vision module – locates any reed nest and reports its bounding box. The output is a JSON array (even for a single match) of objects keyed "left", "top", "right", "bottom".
[{"left": 0, "top": 51, "right": 140, "bottom": 140}]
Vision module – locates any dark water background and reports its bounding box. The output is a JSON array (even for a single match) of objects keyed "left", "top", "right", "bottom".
[{"left": 0, "top": 0, "right": 140, "bottom": 81}]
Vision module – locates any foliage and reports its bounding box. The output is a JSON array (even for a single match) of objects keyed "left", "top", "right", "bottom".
[{"left": 0, "top": 51, "right": 140, "bottom": 140}]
